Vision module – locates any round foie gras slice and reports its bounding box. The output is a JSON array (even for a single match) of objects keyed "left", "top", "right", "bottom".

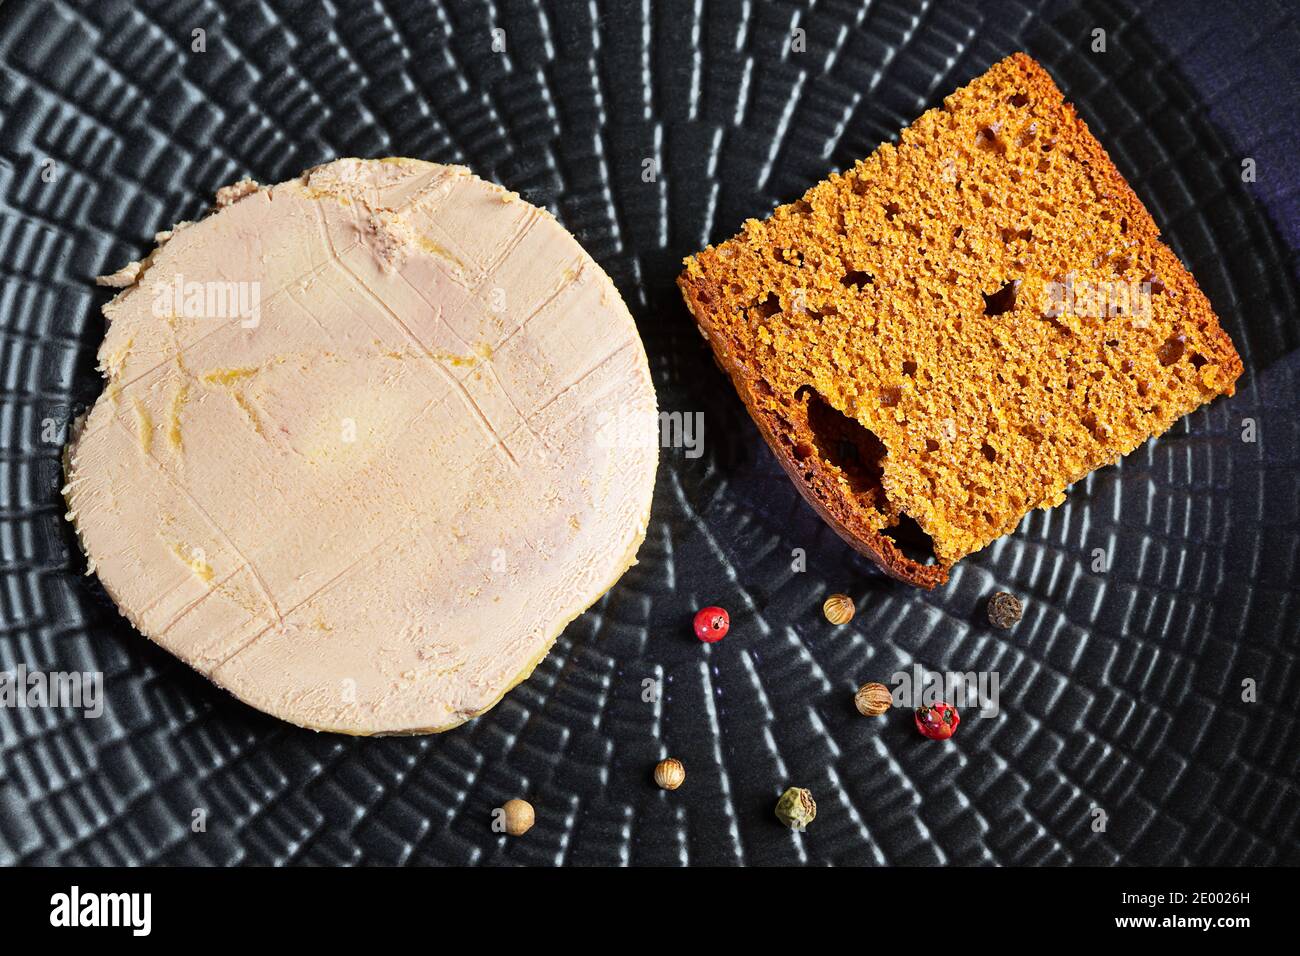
[{"left": 64, "top": 158, "right": 659, "bottom": 734}]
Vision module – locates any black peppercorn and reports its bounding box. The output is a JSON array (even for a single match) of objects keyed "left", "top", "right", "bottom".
[{"left": 987, "top": 591, "right": 1023, "bottom": 629}]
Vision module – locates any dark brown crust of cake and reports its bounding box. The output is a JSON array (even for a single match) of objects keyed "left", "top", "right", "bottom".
[{"left": 677, "top": 52, "right": 1242, "bottom": 589}]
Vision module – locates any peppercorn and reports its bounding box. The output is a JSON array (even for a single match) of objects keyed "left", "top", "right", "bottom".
[
  {"left": 654, "top": 758, "right": 685, "bottom": 791},
  {"left": 854, "top": 681, "right": 893, "bottom": 716},
  {"left": 987, "top": 591, "right": 1023, "bottom": 629},
  {"left": 693, "top": 606, "right": 730, "bottom": 642},
  {"left": 823, "top": 593, "right": 855, "bottom": 625},
  {"left": 914, "top": 703, "right": 960, "bottom": 740},
  {"left": 502, "top": 798, "right": 534, "bottom": 836},
  {"left": 774, "top": 787, "right": 817, "bottom": 830}
]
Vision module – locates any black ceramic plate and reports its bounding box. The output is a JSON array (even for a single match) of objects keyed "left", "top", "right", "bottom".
[{"left": 1, "top": 0, "right": 1297, "bottom": 866}]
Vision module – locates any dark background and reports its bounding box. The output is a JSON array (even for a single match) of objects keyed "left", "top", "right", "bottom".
[{"left": 0, "top": 0, "right": 1296, "bottom": 865}]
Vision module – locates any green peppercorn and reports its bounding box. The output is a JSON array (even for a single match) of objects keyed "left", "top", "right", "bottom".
[{"left": 775, "top": 787, "right": 816, "bottom": 830}]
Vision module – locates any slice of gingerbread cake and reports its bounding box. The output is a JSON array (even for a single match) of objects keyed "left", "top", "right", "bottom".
[{"left": 678, "top": 53, "right": 1242, "bottom": 588}]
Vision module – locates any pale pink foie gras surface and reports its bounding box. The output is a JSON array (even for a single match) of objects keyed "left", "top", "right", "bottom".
[{"left": 64, "top": 158, "right": 659, "bottom": 734}]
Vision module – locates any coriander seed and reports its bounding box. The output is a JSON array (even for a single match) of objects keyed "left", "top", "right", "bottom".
[
  {"left": 502, "top": 798, "right": 534, "bottom": 836},
  {"left": 854, "top": 681, "right": 893, "bottom": 716},
  {"left": 654, "top": 757, "right": 685, "bottom": 790},
  {"left": 823, "top": 593, "right": 855, "bottom": 625}
]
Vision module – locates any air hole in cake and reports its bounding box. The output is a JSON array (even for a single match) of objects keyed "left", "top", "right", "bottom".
[
  {"left": 1081, "top": 411, "right": 1098, "bottom": 436},
  {"left": 983, "top": 280, "right": 1020, "bottom": 316},
  {"left": 801, "top": 388, "right": 887, "bottom": 497},
  {"left": 879, "top": 386, "right": 902, "bottom": 407},
  {"left": 974, "top": 125, "right": 1005, "bottom": 154},
  {"left": 981, "top": 442, "right": 997, "bottom": 463},
  {"left": 883, "top": 202, "right": 900, "bottom": 221},
  {"left": 1143, "top": 272, "right": 1165, "bottom": 295},
  {"left": 903, "top": 360, "right": 918, "bottom": 377},
  {"left": 1190, "top": 353, "right": 1208, "bottom": 369},
  {"left": 1157, "top": 334, "right": 1186, "bottom": 366},
  {"left": 925, "top": 438, "right": 940, "bottom": 453},
  {"left": 881, "top": 514, "right": 938, "bottom": 566},
  {"left": 791, "top": 199, "right": 814, "bottom": 216},
  {"left": 1043, "top": 314, "right": 1070, "bottom": 335},
  {"left": 755, "top": 292, "right": 782, "bottom": 318},
  {"left": 841, "top": 270, "right": 873, "bottom": 289},
  {"left": 1009, "top": 92, "right": 1030, "bottom": 108}
]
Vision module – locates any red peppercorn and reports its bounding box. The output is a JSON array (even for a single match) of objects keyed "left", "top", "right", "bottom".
[
  {"left": 693, "top": 606, "right": 729, "bottom": 642},
  {"left": 914, "top": 703, "right": 960, "bottom": 740}
]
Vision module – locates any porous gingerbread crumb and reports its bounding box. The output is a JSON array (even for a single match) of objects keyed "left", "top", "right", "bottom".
[{"left": 677, "top": 53, "right": 1242, "bottom": 587}]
